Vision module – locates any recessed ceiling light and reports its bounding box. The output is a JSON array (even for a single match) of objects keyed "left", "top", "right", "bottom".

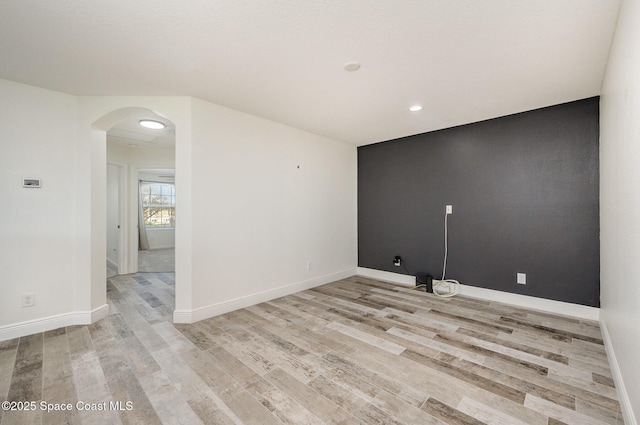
[
  {"left": 344, "top": 61, "right": 361, "bottom": 72},
  {"left": 409, "top": 105, "right": 423, "bottom": 112},
  {"left": 139, "top": 119, "right": 166, "bottom": 130}
]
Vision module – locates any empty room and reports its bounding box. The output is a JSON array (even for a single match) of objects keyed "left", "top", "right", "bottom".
[{"left": 0, "top": 1, "right": 638, "bottom": 424}]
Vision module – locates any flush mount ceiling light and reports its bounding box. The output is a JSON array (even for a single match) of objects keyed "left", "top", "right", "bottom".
[
  {"left": 409, "top": 105, "right": 423, "bottom": 112},
  {"left": 344, "top": 61, "right": 361, "bottom": 72},
  {"left": 139, "top": 119, "right": 166, "bottom": 130}
]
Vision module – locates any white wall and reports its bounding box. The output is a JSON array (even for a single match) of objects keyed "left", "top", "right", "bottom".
[
  {"left": 0, "top": 86, "right": 190, "bottom": 338},
  {"left": 144, "top": 228, "right": 175, "bottom": 250},
  {"left": 107, "top": 142, "right": 175, "bottom": 167},
  {"left": 80, "top": 95, "right": 358, "bottom": 324},
  {"left": 0, "top": 85, "right": 357, "bottom": 338},
  {"left": 187, "top": 98, "right": 357, "bottom": 317},
  {"left": 106, "top": 163, "right": 120, "bottom": 267},
  {"left": 600, "top": 0, "right": 640, "bottom": 422},
  {"left": 0, "top": 79, "right": 80, "bottom": 329}
]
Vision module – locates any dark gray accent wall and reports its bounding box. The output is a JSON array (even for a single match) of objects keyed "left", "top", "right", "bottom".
[{"left": 358, "top": 97, "right": 600, "bottom": 307}]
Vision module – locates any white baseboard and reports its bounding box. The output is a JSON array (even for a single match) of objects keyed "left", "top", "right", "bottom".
[
  {"left": 173, "top": 268, "right": 357, "bottom": 324},
  {"left": 600, "top": 319, "right": 638, "bottom": 425},
  {"left": 356, "top": 267, "right": 600, "bottom": 321},
  {"left": 355, "top": 267, "right": 417, "bottom": 286},
  {"left": 458, "top": 283, "right": 600, "bottom": 321},
  {"left": 0, "top": 304, "right": 109, "bottom": 341},
  {"left": 91, "top": 304, "right": 110, "bottom": 322}
]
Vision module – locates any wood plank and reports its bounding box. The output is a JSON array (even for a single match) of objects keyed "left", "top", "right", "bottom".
[{"left": 0, "top": 272, "right": 622, "bottom": 425}]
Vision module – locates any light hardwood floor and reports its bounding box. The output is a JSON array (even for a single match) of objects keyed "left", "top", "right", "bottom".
[{"left": 0, "top": 274, "right": 623, "bottom": 424}]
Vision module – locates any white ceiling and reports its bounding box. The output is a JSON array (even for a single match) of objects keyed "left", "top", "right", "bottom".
[
  {"left": 0, "top": 0, "right": 621, "bottom": 146},
  {"left": 106, "top": 111, "right": 175, "bottom": 149}
]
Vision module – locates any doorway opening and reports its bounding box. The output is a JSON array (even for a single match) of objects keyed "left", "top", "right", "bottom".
[
  {"left": 105, "top": 110, "right": 175, "bottom": 274},
  {"left": 103, "top": 108, "right": 177, "bottom": 315}
]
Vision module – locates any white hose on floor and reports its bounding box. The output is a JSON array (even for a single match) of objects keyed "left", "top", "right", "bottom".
[
  {"left": 432, "top": 279, "right": 460, "bottom": 297},
  {"left": 435, "top": 210, "right": 460, "bottom": 297}
]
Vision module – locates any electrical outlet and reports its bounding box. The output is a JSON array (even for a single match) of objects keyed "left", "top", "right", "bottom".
[
  {"left": 306, "top": 261, "right": 312, "bottom": 271},
  {"left": 446, "top": 205, "right": 453, "bottom": 215},
  {"left": 393, "top": 256, "right": 402, "bottom": 267},
  {"left": 21, "top": 293, "right": 35, "bottom": 307},
  {"left": 517, "top": 273, "right": 526, "bottom": 285}
]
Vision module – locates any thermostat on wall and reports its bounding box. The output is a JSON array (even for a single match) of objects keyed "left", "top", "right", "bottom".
[{"left": 23, "top": 178, "right": 41, "bottom": 188}]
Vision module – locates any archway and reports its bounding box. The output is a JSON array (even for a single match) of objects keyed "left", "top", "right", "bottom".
[{"left": 92, "top": 106, "right": 178, "bottom": 316}]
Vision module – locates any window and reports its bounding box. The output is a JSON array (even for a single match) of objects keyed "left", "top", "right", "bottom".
[{"left": 140, "top": 181, "right": 175, "bottom": 228}]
